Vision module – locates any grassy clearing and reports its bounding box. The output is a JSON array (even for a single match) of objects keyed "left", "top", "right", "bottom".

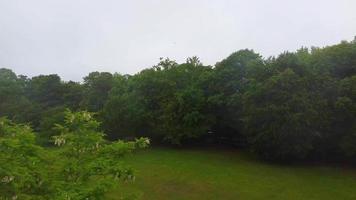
[{"left": 108, "top": 148, "right": 356, "bottom": 200}]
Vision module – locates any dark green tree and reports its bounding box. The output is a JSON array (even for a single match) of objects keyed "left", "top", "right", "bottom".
[{"left": 81, "top": 72, "right": 114, "bottom": 112}]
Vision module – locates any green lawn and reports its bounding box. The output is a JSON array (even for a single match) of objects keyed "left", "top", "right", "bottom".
[{"left": 108, "top": 148, "right": 356, "bottom": 200}]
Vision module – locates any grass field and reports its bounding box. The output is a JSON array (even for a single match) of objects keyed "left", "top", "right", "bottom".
[{"left": 108, "top": 148, "right": 356, "bottom": 200}]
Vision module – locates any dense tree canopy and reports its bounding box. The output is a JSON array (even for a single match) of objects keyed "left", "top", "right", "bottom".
[{"left": 0, "top": 39, "right": 355, "bottom": 161}]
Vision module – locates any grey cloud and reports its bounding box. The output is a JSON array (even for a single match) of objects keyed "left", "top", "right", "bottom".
[{"left": 0, "top": 0, "right": 355, "bottom": 81}]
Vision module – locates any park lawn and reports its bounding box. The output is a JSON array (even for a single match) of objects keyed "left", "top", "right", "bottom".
[{"left": 107, "top": 148, "right": 356, "bottom": 200}]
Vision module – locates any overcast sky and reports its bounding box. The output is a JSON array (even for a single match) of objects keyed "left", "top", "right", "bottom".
[{"left": 0, "top": 0, "right": 355, "bottom": 81}]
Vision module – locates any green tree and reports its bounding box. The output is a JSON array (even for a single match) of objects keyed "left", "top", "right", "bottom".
[
  {"left": 0, "top": 111, "right": 149, "bottom": 199},
  {"left": 62, "top": 81, "right": 83, "bottom": 110},
  {"left": 243, "top": 68, "right": 327, "bottom": 160},
  {"left": 0, "top": 68, "right": 34, "bottom": 123},
  {"left": 335, "top": 76, "right": 356, "bottom": 159},
  {"left": 208, "top": 50, "right": 263, "bottom": 145},
  {"left": 81, "top": 72, "right": 114, "bottom": 112},
  {"left": 27, "top": 74, "right": 64, "bottom": 108}
]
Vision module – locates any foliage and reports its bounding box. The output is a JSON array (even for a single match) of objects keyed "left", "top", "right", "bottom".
[
  {"left": 81, "top": 72, "right": 114, "bottom": 112},
  {"left": 0, "top": 111, "right": 149, "bottom": 199},
  {"left": 103, "top": 57, "right": 214, "bottom": 144},
  {"left": 1, "top": 38, "right": 355, "bottom": 162},
  {"left": 243, "top": 68, "right": 327, "bottom": 160}
]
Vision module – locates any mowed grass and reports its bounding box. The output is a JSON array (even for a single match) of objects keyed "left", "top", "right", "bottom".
[{"left": 107, "top": 148, "right": 356, "bottom": 200}]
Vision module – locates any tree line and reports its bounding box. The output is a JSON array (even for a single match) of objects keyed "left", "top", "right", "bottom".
[{"left": 1, "top": 39, "right": 355, "bottom": 161}]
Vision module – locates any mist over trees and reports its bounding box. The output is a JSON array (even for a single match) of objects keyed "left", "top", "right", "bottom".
[{"left": 1, "top": 39, "right": 355, "bottom": 161}]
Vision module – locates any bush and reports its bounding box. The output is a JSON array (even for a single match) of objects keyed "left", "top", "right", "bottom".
[{"left": 0, "top": 110, "right": 149, "bottom": 199}]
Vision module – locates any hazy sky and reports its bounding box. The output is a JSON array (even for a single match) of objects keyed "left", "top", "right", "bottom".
[{"left": 0, "top": 0, "right": 355, "bottom": 81}]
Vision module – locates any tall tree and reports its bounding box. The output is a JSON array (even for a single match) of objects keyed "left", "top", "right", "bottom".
[{"left": 81, "top": 72, "right": 114, "bottom": 112}]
